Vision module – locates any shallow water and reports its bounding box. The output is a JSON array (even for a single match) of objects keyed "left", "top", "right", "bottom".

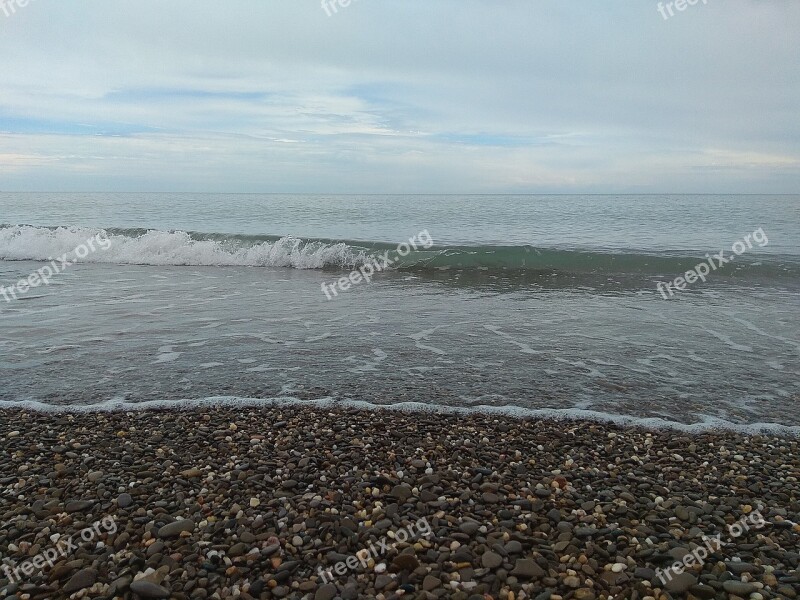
[{"left": 1, "top": 193, "right": 798, "bottom": 430}]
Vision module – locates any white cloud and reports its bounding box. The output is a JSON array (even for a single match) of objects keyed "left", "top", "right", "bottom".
[{"left": 0, "top": 0, "right": 798, "bottom": 192}]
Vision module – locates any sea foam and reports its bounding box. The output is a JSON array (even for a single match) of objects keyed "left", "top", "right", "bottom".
[
  {"left": 0, "top": 225, "right": 369, "bottom": 269},
  {"left": 0, "top": 396, "right": 797, "bottom": 437}
]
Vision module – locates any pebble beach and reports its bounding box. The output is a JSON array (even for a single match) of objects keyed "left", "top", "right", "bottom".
[{"left": 1, "top": 406, "right": 798, "bottom": 600}]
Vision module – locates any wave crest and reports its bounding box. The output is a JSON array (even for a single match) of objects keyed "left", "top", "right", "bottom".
[
  {"left": 1, "top": 225, "right": 794, "bottom": 276},
  {"left": 0, "top": 225, "right": 370, "bottom": 269}
]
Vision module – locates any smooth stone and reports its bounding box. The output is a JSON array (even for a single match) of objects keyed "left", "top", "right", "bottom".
[
  {"left": 688, "top": 584, "right": 717, "bottom": 599},
  {"left": 392, "top": 554, "right": 419, "bottom": 571},
  {"left": 146, "top": 541, "right": 165, "bottom": 557},
  {"left": 722, "top": 580, "right": 758, "bottom": 595},
  {"left": 390, "top": 485, "right": 412, "bottom": 502},
  {"left": 157, "top": 519, "right": 195, "bottom": 537},
  {"left": 664, "top": 572, "right": 696, "bottom": 594},
  {"left": 109, "top": 575, "right": 133, "bottom": 595},
  {"left": 511, "top": 559, "right": 546, "bottom": 579},
  {"left": 65, "top": 500, "right": 94, "bottom": 513},
  {"left": 63, "top": 568, "right": 98, "bottom": 593},
  {"left": 553, "top": 540, "right": 571, "bottom": 553},
  {"left": 481, "top": 551, "right": 503, "bottom": 569},
  {"left": 423, "top": 575, "right": 441, "bottom": 591},
  {"left": 315, "top": 583, "right": 337, "bottom": 600},
  {"left": 249, "top": 580, "right": 265, "bottom": 595},
  {"left": 459, "top": 521, "right": 481, "bottom": 535},
  {"left": 725, "top": 562, "right": 761, "bottom": 575},
  {"left": 130, "top": 580, "right": 171, "bottom": 598}
]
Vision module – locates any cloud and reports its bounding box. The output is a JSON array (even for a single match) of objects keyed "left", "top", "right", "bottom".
[{"left": 0, "top": 0, "right": 798, "bottom": 192}]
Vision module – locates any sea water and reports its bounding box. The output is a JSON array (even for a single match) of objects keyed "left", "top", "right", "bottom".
[{"left": 1, "top": 193, "right": 798, "bottom": 431}]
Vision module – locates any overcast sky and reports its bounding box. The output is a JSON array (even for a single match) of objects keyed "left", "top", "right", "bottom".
[{"left": 0, "top": 1, "right": 798, "bottom": 193}]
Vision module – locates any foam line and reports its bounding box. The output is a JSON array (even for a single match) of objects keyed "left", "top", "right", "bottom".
[
  {"left": 0, "top": 225, "right": 368, "bottom": 270},
  {"left": 3, "top": 225, "right": 794, "bottom": 275},
  {"left": 0, "top": 396, "right": 797, "bottom": 437}
]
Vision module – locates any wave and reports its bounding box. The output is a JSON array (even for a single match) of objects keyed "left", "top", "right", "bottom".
[
  {"left": 0, "top": 225, "right": 370, "bottom": 270},
  {"left": 0, "top": 225, "right": 796, "bottom": 276},
  {"left": 0, "top": 395, "right": 797, "bottom": 436}
]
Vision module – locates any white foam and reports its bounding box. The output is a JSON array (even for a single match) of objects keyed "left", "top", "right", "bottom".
[
  {"left": 0, "top": 225, "right": 369, "bottom": 269},
  {"left": 0, "top": 396, "right": 797, "bottom": 437}
]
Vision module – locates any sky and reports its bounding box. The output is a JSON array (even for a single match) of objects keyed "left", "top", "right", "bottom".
[{"left": 0, "top": 0, "right": 798, "bottom": 194}]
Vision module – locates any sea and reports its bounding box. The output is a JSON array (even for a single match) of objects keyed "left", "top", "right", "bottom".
[{"left": 1, "top": 193, "right": 798, "bottom": 433}]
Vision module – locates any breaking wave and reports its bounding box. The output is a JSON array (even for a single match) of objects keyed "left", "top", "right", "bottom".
[{"left": 1, "top": 225, "right": 796, "bottom": 276}]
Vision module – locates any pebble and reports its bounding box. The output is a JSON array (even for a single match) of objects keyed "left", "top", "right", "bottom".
[
  {"left": 62, "top": 568, "right": 97, "bottom": 593},
  {"left": 481, "top": 551, "right": 503, "bottom": 568},
  {"left": 0, "top": 405, "right": 796, "bottom": 600},
  {"left": 129, "top": 580, "right": 171, "bottom": 598},
  {"left": 511, "top": 559, "right": 546, "bottom": 579},
  {"left": 157, "top": 519, "right": 195, "bottom": 537},
  {"left": 722, "top": 580, "right": 759, "bottom": 595},
  {"left": 664, "top": 572, "right": 697, "bottom": 594},
  {"left": 314, "top": 583, "right": 337, "bottom": 600}
]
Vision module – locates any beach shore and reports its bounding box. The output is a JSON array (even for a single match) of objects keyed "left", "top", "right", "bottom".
[{"left": 1, "top": 406, "right": 798, "bottom": 600}]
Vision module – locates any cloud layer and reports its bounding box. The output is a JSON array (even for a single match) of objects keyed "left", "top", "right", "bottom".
[{"left": 1, "top": 0, "right": 798, "bottom": 192}]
